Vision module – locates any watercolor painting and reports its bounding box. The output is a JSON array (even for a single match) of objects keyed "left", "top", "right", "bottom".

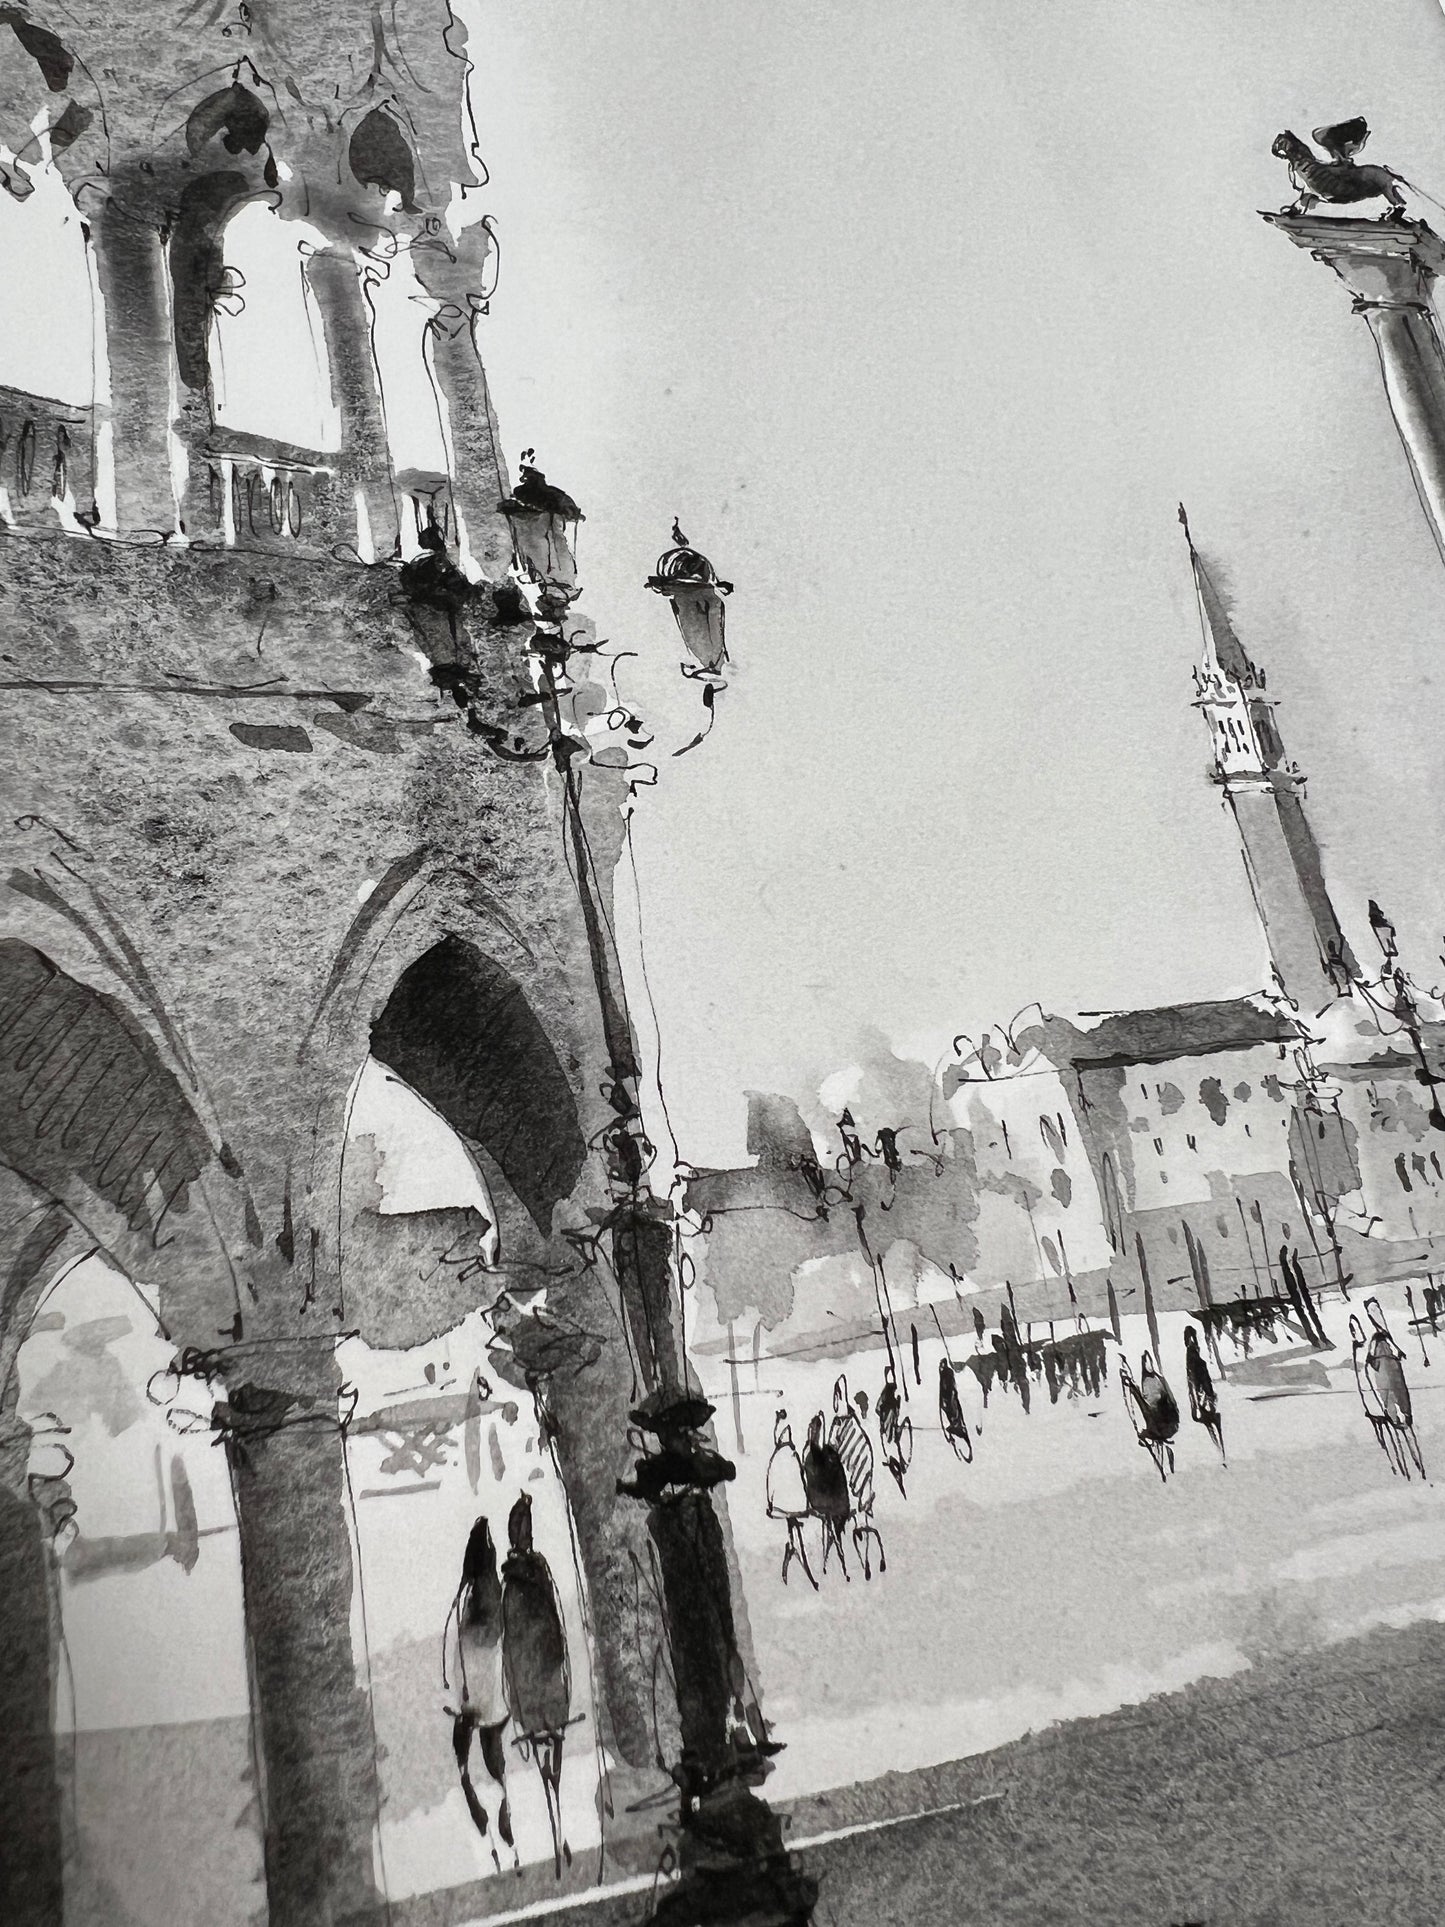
[{"left": 9, "top": 4, "right": 1445, "bottom": 1925}]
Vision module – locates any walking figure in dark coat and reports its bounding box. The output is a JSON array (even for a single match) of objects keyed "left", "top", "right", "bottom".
[
  {"left": 938, "top": 1357, "right": 973, "bottom": 1462},
  {"left": 1121, "top": 1350, "right": 1179, "bottom": 1482},
  {"left": 1364, "top": 1298, "right": 1426, "bottom": 1480},
  {"left": 802, "top": 1410, "right": 852, "bottom": 1579},
  {"left": 443, "top": 1517, "right": 517, "bottom": 1871},
  {"left": 876, "top": 1362, "right": 913, "bottom": 1497},
  {"left": 1183, "top": 1326, "right": 1226, "bottom": 1465},
  {"left": 501, "top": 1493, "right": 572, "bottom": 1875}
]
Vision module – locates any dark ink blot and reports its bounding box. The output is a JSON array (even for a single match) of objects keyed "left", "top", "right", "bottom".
[{"left": 228, "top": 722, "right": 314, "bottom": 753}]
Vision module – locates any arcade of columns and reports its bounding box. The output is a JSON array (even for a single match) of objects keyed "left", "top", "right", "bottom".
[{"left": 0, "top": 7, "right": 812, "bottom": 1927}]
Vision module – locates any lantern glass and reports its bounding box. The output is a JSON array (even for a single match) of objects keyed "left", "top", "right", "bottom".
[
  {"left": 672, "top": 585, "right": 727, "bottom": 672},
  {"left": 506, "top": 507, "right": 579, "bottom": 593}
]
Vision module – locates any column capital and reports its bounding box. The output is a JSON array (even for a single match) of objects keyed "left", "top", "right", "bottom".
[
  {"left": 1264, "top": 210, "right": 1445, "bottom": 569},
  {"left": 1263, "top": 211, "right": 1445, "bottom": 310}
]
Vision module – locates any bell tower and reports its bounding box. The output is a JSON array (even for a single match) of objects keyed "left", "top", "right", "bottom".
[{"left": 1182, "top": 512, "right": 1357, "bottom": 1014}]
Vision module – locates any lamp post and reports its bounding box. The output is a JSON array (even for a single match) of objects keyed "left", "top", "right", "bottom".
[{"left": 504, "top": 475, "right": 814, "bottom": 1924}]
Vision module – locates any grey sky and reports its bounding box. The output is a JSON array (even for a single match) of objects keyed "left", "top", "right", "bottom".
[
  {"left": 11, "top": 4, "right": 1445, "bottom": 1169},
  {"left": 472, "top": 0, "right": 1445, "bottom": 1165}
]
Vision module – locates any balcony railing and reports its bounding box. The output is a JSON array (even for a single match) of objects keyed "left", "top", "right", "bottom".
[
  {"left": 201, "top": 428, "right": 340, "bottom": 554},
  {"left": 0, "top": 384, "right": 95, "bottom": 532},
  {"left": 395, "top": 466, "right": 457, "bottom": 558},
  {"left": 0, "top": 400, "right": 466, "bottom": 566}
]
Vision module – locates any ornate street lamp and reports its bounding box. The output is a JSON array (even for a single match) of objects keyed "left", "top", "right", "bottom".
[
  {"left": 501, "top": 540, "right": 813, "bottom": 1927},
  {"left": 497, "top": 450, "right": 584, "bottom": 606},
  {"left": 647, "top": 522, "right": 734, "bottom": 757},
  {"left": 646, "top": 522, "right": 733, "bottom": 674}
]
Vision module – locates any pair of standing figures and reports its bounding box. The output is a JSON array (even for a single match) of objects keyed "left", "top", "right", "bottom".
[
  {"left": 768, "top": 1375, "right": 886, "bottom": 1585},
  {"left": 1121, "top": 1330, "right": 1226, "bottom": 1481},
  {"left": 444, "top": 1492, "right": 573, "bottom": 1877}
]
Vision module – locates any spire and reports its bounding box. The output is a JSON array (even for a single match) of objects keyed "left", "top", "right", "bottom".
[
  {"left": 1179, "top": 505, "right": 1258, "bottom": 688},
  {"left": 1182, "top": 506, "right": 1269, "bottom": 782},
  {"left": 1177, "top": 507, "right": 1358, "bottom": 1009}
]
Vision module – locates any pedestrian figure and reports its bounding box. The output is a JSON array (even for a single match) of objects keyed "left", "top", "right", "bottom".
[
  {"left": 443, "top": 1517, "right": 517, "bottom": 1871},
  {"left": 938, "top": 1357, "right": 973, "bottom": 1463},
  {"left": 501, "top": 1493, "right": 572, "bottom": 1875},
  {"left": 766, "top": 1410, "right": 817, "bottom": 1589},
  {"left": 1183, "top": 1326, "right": 1226, "bottom": 1465},
  {"left": 1121, "top": 1350, "right": 1179, "bottom": 1482},
  {"left": 1280, "top": 1242, "right": 1329, "bottom": 1348},
  {"left": 1405, "top": 1285, "right": 1430, "bottom": 1367},
  {"left": 802, "top": 1411, "right": 852, "bottom": 1579},
  {"left": 830, "top": 1375, "right": 885, "bottom": 1578},
  {"left": 1350, "top": 1313, "right": 1397, "bottom": 1470},
  {"left": 1365, "top": 1298, "right": 1426, "bottom": 1479},
  {"left": 876, "top": 1362, "right": 913, "bottom": 1497}
]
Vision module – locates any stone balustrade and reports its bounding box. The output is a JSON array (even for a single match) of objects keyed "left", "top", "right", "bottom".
[
  {"left": 200, "top": 427, "right": 342, "bottom": 554},
  {"left": 0, "top": 384, "right": 95, "bottom": 531}
]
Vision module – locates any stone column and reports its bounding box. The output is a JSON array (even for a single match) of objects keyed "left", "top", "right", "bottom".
[
  {"left": 0, "top": 1199, "right": 89, "bottom": 1927},
  {"left": 413, "top": 230, "right": 514, "bottom": 578},
  {"left": 0, "top": 1475, "right": 61, "bottom": 1927},
  {"left": 221, "top": 1337, "right": 382, "bottom": 1927},
  {"left": 304, "top": 245, "right": 399, "bottom": 562},
  {"left": 86, "top": 198, "right": 178, "bottom": 537},
  {"left": 1266, "top": 213, "right": 1445, "bottom": 566}
]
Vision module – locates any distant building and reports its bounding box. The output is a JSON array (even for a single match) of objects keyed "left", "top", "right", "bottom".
[{"left": 690, "top": 525, "right": 1445, "bottom": 1361}]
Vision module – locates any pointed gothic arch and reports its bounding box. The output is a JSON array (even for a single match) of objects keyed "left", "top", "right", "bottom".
[
  {"left": 2, "top": 1239, "right": 258, "bottom": 1927},
  {"left": 0, "top": 939, "right": 215, "bottom": 1255},
  {"left": 369, "top": 934, "right": 587, "bottom": 1239}
]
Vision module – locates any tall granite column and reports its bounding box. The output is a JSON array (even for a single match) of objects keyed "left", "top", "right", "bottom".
[
  {"left": 1266, "top": 213, "right": 1445, "bottom": 565},
  {"left": 304, "top": 245, "right": 400, "bottom": 562}
]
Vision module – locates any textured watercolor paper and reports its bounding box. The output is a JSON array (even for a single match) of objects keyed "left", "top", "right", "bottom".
[{"left": 6, "top": 7, "right": 1445, "bottom": 1926}]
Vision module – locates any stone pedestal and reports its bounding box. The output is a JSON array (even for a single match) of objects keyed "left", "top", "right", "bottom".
[{"left": 1265, "top": 213, "right": 1445, "bottom": 566}]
